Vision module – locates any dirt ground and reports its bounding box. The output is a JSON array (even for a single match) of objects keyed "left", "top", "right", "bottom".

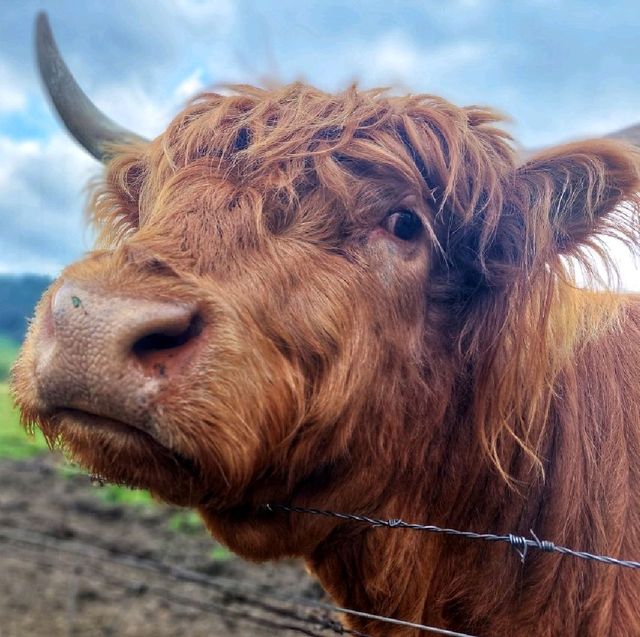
[{"left": 0, "top": 455, "right": 337, "bottom": 637}]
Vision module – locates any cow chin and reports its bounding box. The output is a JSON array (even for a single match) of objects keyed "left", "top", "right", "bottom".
[{"left": 33, "top": 409, "right": 211, "bottom": 507}]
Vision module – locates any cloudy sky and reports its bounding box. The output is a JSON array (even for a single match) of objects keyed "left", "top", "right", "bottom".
[{"left": 2, "top": 0, "right": 640, "bottom": 287}]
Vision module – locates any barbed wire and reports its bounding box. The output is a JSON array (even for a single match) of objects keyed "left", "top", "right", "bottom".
[
  {"left": 10, "top": 500, "right": 637, "bottom": 637},
  {"left": 262, "top": 503, "right": 640, "bottom": 570},
  {"left": 4, "top": 501, "right": 639, "bottom": 637},
  {"left": 0, "top": 525, "right": 479, "bottom": 637}
]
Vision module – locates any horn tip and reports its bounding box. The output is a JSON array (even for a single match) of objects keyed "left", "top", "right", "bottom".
[
  {"left": 35, "top": 11, "right": 56, "bottom": 74},
  {"left": 35, "top": 11, "right": 51, "bottom": 39},
  {"left": 32, "top": 9, "right": 148, "bottom": 162}
]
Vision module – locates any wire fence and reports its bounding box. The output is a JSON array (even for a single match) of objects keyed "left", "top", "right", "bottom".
[
  {"left": 262, "top": 503, "right": 640, "bottom": 570},
  {"left": 2, "top": 500, "right": 639, "bottom": 637}
]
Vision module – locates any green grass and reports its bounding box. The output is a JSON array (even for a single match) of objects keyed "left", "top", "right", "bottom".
[
  {"left": 97, "top": 483, "right": 155, "bottom": 507},
  {"left": 167, "top": 512, "right": 232, "bottom": 558},
  {"left": 0, "top": 340, "right": 45, "bottom": 458},
  {"left": 0, "top": 337, "right": 19, "bottom": 382},
  {"left": 56, "top": 449, "right": 156, "bottom": 507},
  {"left": 0, "top": 382, "right": 48, "bottom": 459},
  {"left": 209, "top": 545, "right": 233, "bottom": 561},
  {"left": 168, "top": 510, "right": 204, "bottom": 533}
]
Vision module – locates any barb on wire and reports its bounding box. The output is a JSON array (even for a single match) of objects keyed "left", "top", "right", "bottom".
[{"left": 262, "top": 504, "right": 640, "bottom": 571}]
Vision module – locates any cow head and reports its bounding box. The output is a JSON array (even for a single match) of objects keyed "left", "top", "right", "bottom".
[{"left": 12, "top": 15, "right": 640, "bottom": 559}]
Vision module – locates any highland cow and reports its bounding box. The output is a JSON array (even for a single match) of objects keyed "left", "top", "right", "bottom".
[{"left": 11, "top": 13, "right": 640, "bottom": 637}]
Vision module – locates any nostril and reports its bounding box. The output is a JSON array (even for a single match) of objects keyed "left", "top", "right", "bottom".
[
  {"left": 132, "top": 313, "right": 203, "bottom": 375},
  {"left": 133, "top": 314, "right": 203, "bottom": 354}
]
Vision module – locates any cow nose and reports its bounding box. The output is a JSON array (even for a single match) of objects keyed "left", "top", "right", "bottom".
[
  {"left": 51, "top": 281, "right": 202, "bottom": 373},
  {"left": 35, "top": 280, "right": 202, "bottom": 417}
]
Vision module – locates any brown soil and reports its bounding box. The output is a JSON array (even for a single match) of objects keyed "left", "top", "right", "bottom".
[{"left": 0, "top": 455, "right": 337, "bottom": 637}]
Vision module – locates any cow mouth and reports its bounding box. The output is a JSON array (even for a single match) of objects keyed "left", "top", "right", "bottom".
[
  {"left": 57, "top": 408, "right": 147, "bottom": 437},
  {"left": 43, "top": 407, "right": 204, "bottom": 504},
  {"left": 53, "top": 407, "right": 171, "bottom": 456}
]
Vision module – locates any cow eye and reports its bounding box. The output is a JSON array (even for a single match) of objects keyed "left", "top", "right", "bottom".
[{"left": 383, "top": 209, "right": 422, "bottom": 241}]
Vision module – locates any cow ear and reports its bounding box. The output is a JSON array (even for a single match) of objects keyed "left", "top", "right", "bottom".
[{"left": 513, "top": 140, "right": 640, "bottom": 266}]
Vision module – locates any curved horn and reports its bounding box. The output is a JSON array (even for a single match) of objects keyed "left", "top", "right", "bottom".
[
  {"left": 35, "top": 12, "right": 147, "bottom": 162},
  {"left": 519, "top": 122, "right": 640, "bottom": 163},
  {"left": 605, "top": 123, "right": 640, "bottom": 146}
]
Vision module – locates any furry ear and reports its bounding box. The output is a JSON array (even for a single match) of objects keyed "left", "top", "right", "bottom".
[{"left": 513, "top": 140, "right": 640, "bottom": 270}]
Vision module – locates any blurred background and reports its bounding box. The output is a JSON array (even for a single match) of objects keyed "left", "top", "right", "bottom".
[{"left": 1, "top": 2, "right": 640, "bottom": 635}]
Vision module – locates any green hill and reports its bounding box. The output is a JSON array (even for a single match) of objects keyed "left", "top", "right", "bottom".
[{"left": 0, "top": 274, "right": 53, "bottom": 344}]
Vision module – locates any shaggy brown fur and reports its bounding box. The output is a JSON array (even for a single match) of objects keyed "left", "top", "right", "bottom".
[{"left": 12, "top": 83, "right": 640, "bottom": 635}]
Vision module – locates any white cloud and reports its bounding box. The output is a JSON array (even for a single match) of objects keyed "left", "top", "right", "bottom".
[
  {"left": 93, "top": 83, "right": 173, "bottom": 140},
  {"left": 89, "top": 68, "right": 217, "bottom": 142},
  {"left": 174, "top": 68, "right": 206, "bottom": 103},
  {"left": 349, "top": 32, "right": 487, "bottom": 87},
  {"left": 370, "top": 33, "right": 420, "bottom": 77},
  {"left": 607, "top": 239, "right": 640, "bottom": 291},
  {"left": 0, "top": 62, "right": 27, "bottom": 113},
  {"left": 569, "top": 236, "right": 640, "bottom": 292},
  {"left": 0, "top": 133, "right": 98, "bottom": 274}
]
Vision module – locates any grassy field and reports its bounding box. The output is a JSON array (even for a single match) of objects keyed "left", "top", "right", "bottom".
[
  {"left": 0, "top": 382, "right": 49, "bottom": 460},
  {"left": 0, "top": 336, "right": 19, "bottom": 383},
  {"left": 0, "top": 338, "right": 48, "bottom": 459}
]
